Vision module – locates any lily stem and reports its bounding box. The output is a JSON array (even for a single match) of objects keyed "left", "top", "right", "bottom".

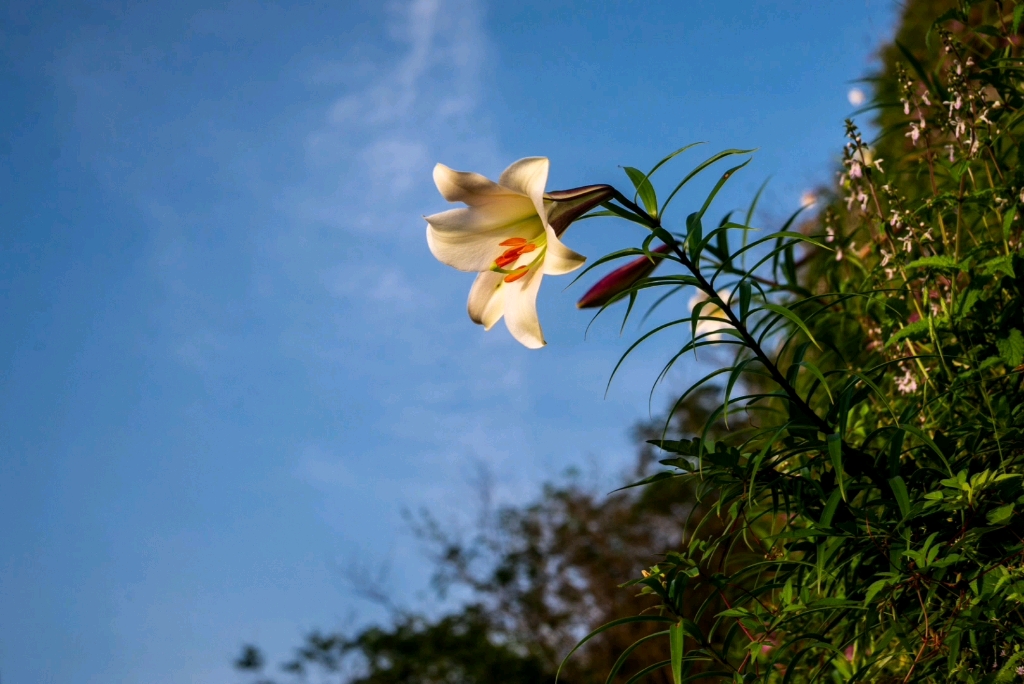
[{"left": 607, "top": 193, "right": 829, "bottom": 433}]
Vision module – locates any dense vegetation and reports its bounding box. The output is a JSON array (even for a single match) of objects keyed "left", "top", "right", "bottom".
[
  {"left": 237, "top": 1, "right": 1024, "bottom": 682},
  {"left": 572, "top": 2, "right": 1024, "bottom": 681}
]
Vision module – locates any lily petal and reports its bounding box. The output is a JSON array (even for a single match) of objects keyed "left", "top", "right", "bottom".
[
  {"left": 467, "top": 270, "right": 506, "bottom": 330},
  {"left": 425, "top": 197, "right": 538, "bottom": 234},
  {"left": 541, "top": 225, "right": 586, "bottom": 276},
  {"left": 498, "top": 157, "right": 550, "bottom": 224},
  {"left": 434, "top": 163, "right": 517, "bottom": 205},
  {"left": 503, "top": 267, "right": 546, "bottom": 349},
  {"left": 689, "top": 289, "right": 732, "bottom": 341},
  {"left": 426, "top": 208, "right": 544, "bottom": 272}
]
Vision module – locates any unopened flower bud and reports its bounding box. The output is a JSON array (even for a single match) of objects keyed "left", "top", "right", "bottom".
[
  {"left": 545, "top": 185, "right": 616, "bottom": 237},
  {"left": 577, "top": 244, "right": 672, "bottom": 309}
]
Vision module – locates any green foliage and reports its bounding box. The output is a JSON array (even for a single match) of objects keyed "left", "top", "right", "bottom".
[
  {"left": 236, "top": 607, "right": 549, "bottom": 684},
  {"left": 568, "top": 2, "right": 1024, "bottom": 681}
]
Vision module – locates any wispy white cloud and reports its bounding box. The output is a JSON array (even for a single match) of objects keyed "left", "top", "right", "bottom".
[
  {"left": 273, "top": 0, "right": 544, "bottom": 513},
  {"left": 294, "top": 0, "right": 496, "bottom": 230},
  {"left": 122, "top": 0, "right": 662, "bottom": 523}
]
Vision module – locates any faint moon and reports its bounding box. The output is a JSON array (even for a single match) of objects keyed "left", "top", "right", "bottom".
[{"left": 848, "top": 88, "right": 866, "bottom": 106}]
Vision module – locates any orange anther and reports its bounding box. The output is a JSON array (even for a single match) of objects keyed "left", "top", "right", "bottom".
[
  {"left": 499, "top": 237, "right": 528, "bottom": 247},
  {"left": 503, "top": 266, "right": 530, "bottom": 283},
  {"left": 518, "top": 243, "right": 537, "bottom": 253},
  {"left": 495, "top": 249, "right": 522, "bottom": 268}
]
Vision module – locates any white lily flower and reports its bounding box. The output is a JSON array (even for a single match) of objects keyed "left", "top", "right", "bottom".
[
  {"left": 425, "top": 157, "right": 612, "bottom": 349},
  {"left": 689, "top": 289, "right": 733, "bottom": 341}
]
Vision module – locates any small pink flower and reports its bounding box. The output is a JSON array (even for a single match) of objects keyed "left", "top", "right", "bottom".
[{"left": 896, "top": 368, "right": 918, "bottom": 394}]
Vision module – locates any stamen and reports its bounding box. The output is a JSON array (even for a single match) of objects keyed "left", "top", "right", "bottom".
[
  {"left": 493, "top": 236, "right": 543, "bottom": 272},
  {"left": 503, "top": 266, "right": 530, "bottom": 283},
  {"left": 495, "top": 249, "right": 523, "bottom": 269},
  {"left": 496, "top": 241, "right": 539, "bottom": 269}
]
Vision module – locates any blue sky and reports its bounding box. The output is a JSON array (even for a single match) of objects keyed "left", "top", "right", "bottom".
[{"left": 1, "top": 1, "right": 895, "bottom": 682}]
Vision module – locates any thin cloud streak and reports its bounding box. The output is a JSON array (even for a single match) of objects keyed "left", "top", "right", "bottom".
[{"left": 296, "top": 0, "right": 495, "bottom": 228}]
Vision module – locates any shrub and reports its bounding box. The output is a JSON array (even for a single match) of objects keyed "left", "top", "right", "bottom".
[{"left": 567, "top": 2, "right": 1024, "bottom": 681}]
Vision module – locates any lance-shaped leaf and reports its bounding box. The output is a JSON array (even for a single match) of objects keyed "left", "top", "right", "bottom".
[
  {"left": 669, "top": 621, "right": 684, "bottom": 684},
  {"left": 556, "top": 616, "right": 677, "bottom": 684},
  {"left": 623, "top": 166, "right": 659, "bottom": 217},
  {"left": 827, "top": 433, "right": 845, "bottom": 501}
]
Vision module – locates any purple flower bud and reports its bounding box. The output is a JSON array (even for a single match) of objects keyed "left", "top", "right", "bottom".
[
  {"left": 577, "top": 244, "right": 671, "bottom": 309},
  {"left": 544, "top": 185, "right": 615, "bottom": 236}
]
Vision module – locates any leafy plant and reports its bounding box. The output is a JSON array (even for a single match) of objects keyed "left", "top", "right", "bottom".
[{"left": 562, "top": 2, "right": 1024, "bottom": 681}]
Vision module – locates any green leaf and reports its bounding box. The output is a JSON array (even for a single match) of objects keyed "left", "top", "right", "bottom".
[
  {"left": 864, "top": 578, "right": 891, "bottom": 603},
  {"left": 605, "top": 631, "right": 668, "bottom": 684},
  {"left": 599, "top": 200, "right": 654, "bottom": 226},
  {"left": 669, "top": 622, "right": 684, "bottom": 684},
  {"left": 955, "top": 289, "right": 980, "bottom": 320},
  {"left": 995, "top": 650, "right": 1024, "bottom": 683},
  {"left": 906, "top": 255, "right": 963, "bottom": 271},
  {"left": 556, "top": 616, "right": 677, "bottom": 683},
  {"left": 624, "top": 166, "right": 659, "bottom": 217},
  {"left": 679, "top": 618, "right": 703, "bottom": 643},
  {"left": 885, "top": 319, "right": 930, "bottom": 348},
  {"left": 648, "top": 439, "right": 695, "bottom": 454},
  {"left": 723, "top": 358, "right": 755, "bottom": 428},
  {"left": 793, "top": 361, "right": 833, "bottom": 402},
  {"left": 623, "top": 660, "right": 672, "bottom": 684},
  {"left": 889, "top": 476, "right": 911, "bottom": 520},
  {"left": 762, "top": 303, "right": 820, "bottom": 349},
  {"left": 837, "top": 385, "right": 853, "bottom": 437},
  {"left": 827, "top": 434, "right": 845, "bottom": 501},
  {"left": 685, "top": 212, "right": 703, "bottom": 258},
  {"left": 947, "top": 630, "right": 961, "bottom": 673},
  {"left": 987, "top": 503, "right": 1015, "bottom": 525},
  {"left": 981, "top": 254, "right": 1015, "bottom": 278},
  {"left": 782, "top": 243, "right": 797, "bottom": 286},
  {"left": 695, "top": 160, "right": 752, "bottom": 222},
  {"left": 887, "top": 428, "right": 905, "bottom": 478},
  {"left": 997, "top": 329, "right": 1024, "bottom": 368},
  {"left": 644, "top": 142, "right": 706, "bottom": 181},
  {"left": 661, "top": 148, "right": 756, "bottom": 214},
  {"left": 738, "top": 280, "right": 751, "bottom": 321},
  {"left": 900, "top": 424, "right": 952, "bottom": 475},
  {"left": 819, "top": 487, "right": 842, "bottom": 528},
  {"left": 950, "top": 159, "right": 970, "bottom": 181},
  {"left": 1004, "top": 205, "right": 1017, "bottom": 241},
  {"left": 1015, "top": 4, "right": 1024, "bottom": 34},
  {"left": 714, "top": 214, "right": 731, "bottom": 265}
]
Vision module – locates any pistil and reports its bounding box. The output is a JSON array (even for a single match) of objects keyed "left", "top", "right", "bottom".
[{"left": 503, "top": 266, "right": 530, "bottom": 283}]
